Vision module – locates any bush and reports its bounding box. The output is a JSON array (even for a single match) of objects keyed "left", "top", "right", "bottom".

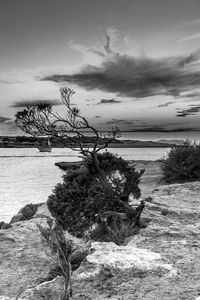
[
  {"left": 161, "top": 140, "right": 200, "bottom": 183},
  {"left": 19, "top": 203, "right": 43, "bottom": 220},
  {"left": 47, "top": 152, "right": 144, "bottom": 237},
  {"left": 89, "top": 221, "right": 139, "bottom": 245}
]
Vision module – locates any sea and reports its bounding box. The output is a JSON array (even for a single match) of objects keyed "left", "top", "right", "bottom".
[{"left": 0, "top": 131, "right": 199, "bottom": 222}]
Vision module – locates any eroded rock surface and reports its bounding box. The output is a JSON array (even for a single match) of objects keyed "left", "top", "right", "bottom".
[
  {"left": 0, "top": 218, "right": 56, "bottom": 298},
  {"left": 1, "top": 181, "right": 200, "bottom": 299},
  {"left": 74, "top": 241, "right": 175, "bottom": 280},
  {"left": 71, "top": 182, "right": 200, "bottom": 300}
]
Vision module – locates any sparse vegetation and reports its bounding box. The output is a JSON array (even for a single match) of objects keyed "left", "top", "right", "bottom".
[
  {"left": 37, "top": 221, "right": 73, "bottom": 300},
  {"left": 19, "top": 203, "right": 43, "bottom": 220},
  {"left": 89, "top": 219, "right": 141, "bottom": 245},
  {"left": 161, "top": 140, "right": 200, "bottom": 183}
]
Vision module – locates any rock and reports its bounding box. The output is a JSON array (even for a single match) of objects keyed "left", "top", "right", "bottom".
[
  {"left": 74, "top": 241, "right": 175, "bottom": 280},
  {"left": 0, "top": 218, "right": 57, "bottom": 298},
  {"left": 0, "top": 205, "right": 90, "bottom": 299},
  {"left": 10, "top": 203, "right": 44, "bottom": 224},
  {"left": 2, "top": 181, "right": 200, "bottom": 300},
  {"left": 19, "top": 276, "right": 64, "bottom": 300},
  {"left": 71, "top": 182, "right": 200, "bottom": 299},
  {"left": 33, "top": 203, "right": 52, "bottom": 219},
  {"left": 0, "top": 221, "right": 11, "bottom": 230},
  {"left": 55, "top": 161, "right": 82, "bottom": 171},
  {"left": 9, "top": 213, "right": 25, "bottom": 224},
  {"left": 0, "top": 297, "right": 16, "bottom": 300}
]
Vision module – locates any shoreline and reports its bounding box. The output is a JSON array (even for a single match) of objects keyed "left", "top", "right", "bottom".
[{"left": 0, "top": 140, "right": 177, "bottom": 149}]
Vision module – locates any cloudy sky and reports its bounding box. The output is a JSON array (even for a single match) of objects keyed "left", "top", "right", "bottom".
[{"left": 1, "top": 0, "right": 200, "bottom": 135}]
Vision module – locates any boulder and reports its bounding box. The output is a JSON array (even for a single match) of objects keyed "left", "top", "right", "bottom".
[
  {"left": 0, "top": 206, "right": 89, "bottom": 299},
  {"left": 33, "top": 203, "right": 52, "bottom": 219},
  {"left": 74, "top": 241, "right": 176, "bottom": 280},
  {"left": 9, "top": 203, "right": 44, "bottom": 224},
  {"left": 0, "top": 221, "right": 11, "bottom": 230},
  {"left": 0, "top": 218, "right": 56, "bottom": 298},
  {"left": 19, "top": 276, "right": 64, "bottom": 300}
]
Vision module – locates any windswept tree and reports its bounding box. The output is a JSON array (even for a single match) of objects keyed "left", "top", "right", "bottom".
[{"left": 16, "top": 88, "right": 145, "bottom": 238}]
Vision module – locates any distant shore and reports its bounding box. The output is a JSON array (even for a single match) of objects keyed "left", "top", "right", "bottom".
[{"left": 0, "top": 141, "right": 177, "bottom": 149}]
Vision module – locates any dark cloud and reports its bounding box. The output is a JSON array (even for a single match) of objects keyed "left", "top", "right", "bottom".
[
  {"left": 122, "top": 126, "right": 198, "bottom": 132},
  {"left": 11, "top": 99, "right": 61, "bottom": 108},
  {"left": 98, "top": 98, "right": 121, "bottom": 104},
  {"left": 127, "top": 126, "right": 167, "bottom": 132},
  {"left": 176, "top": 105, "right": 200, "bottom": 117},
  {"left": 157, "top": 102, "right": 174, "bottom": 108},
  {"left": 181, "top": 92, "right": 200, "bottom": 98},
  {"left": 0, "top": 116, "right": 11, "bottom": 123},
  {"left": 41, "top": 50, "right": 200, "bottom": 98},
  {"left": 104, "top": 118, "right": 140, "bottom": 126}
]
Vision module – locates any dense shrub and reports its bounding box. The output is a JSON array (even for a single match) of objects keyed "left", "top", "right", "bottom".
[
  {"left": 161, "top": 140, "right": 200, "bottom": 183},
  {"left": 19, "top": 203, "right": 43, "bottom": 220},
  {"left": 47, "top": 152, "right": 144, "bottom": 237}
]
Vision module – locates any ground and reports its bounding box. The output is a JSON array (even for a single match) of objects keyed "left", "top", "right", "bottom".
[{"left": 1, "top": 160, "right": 200, "bottom": 300}]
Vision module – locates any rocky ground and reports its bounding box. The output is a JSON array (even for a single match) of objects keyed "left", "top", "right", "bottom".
[{"left": 1, "top": 161, "right": 200, "bottom": 300}]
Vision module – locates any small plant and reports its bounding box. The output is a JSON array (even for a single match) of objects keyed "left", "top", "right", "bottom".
[
  {"left": 161, "top": 140, "right": 200, "bottom": 183},
  {"left": 37, "top": 220, "right": 73, "bottom": 300},
  {"left": 19, "top": 203, "right": 43, "bottom": 220},
  {"left": 90, "top": 221, "right": 139, "bottom": 245}
]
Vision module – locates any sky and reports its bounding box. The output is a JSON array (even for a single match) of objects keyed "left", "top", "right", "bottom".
[{"left": 1, "top": 0, "right": 200, "bottom": 135}]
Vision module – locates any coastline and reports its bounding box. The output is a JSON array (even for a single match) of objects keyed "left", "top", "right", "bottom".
[
  {"left": 1, "top": 172, "right": 200, "bottom": 299},
  {"left": 0, "top": 140, "right": 177, "bottom": 149}
]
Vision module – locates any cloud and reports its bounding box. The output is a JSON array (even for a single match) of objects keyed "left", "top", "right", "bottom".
[
  {"left": 176, "top": 105, "right": 200, "bottom": 117},
  {"left": 180, "top": 19, "right": 200, "bottom": 28},
  {"left": 120, "top": 125, "right": 198, "bottom": 132},
  {"left": 11, "top": 99, "right": 61, "bottom": 108},
  {"left": 0, "top": 78, "right": 21, "bottom": 84},
  {"left": 181, "top": 92, "right": 200, "bottom": 98},
  {"left": 69, "top": 40, "right": 89, "bottom": 56},
  {"left": 180, "top": 33, "right": 200, "bottom": 42},
  {"left": 69, "top": 26, "right": 118, "bottom": 62},
  {"left": 104, "top": 118, "right": 140, "bottom": 127},
  {"left": 98, "top": 98, "right": 121, "bottom": 104},
  {"left": 95, "top": 115, "right": 101, "bottom": 118},
  {"left": 157, "top": 102, "right": 174, "bottom": 108},
  {"left": 41, "top": 49, "right": 200, "bottom": 98},
  {"left": 0, "top": 116, "right": 11, "bottom": 123}
]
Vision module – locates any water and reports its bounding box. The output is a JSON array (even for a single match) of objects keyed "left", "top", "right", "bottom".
[
  {"left": 0, "top": 147, "right": 171, "bottom": 222},
  {"left": 1, "top": 130, "right": 200, "bottom": 222}
]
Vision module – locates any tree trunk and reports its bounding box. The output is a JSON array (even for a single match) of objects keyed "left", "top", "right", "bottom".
[{"left": 91, "top": 152, "right": 115, "bottom": 196}]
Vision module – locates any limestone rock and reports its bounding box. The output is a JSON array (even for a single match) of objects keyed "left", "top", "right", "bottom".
[
  {"left": 9, "top": 203, "right": 44, "bottom": 224},
  {"left": 9, "top": 213, "right": 25, "bottom": 224},
  {"left": 2, "top": 181, "right": 200, "bottom": 300},
  {"left": 74, "top": 241, "right": 175, "bottom": 280},
  {"left": 0, "top": 218, "right": 56, "bottom": 298},
  {"left": 71, "top": 181, "right": 200, "bottom": 299},
  {"left": 33, "top": 203, "right": 52, "bottom": 219},
  {"left": 19, "top": 276, "right": 64, "bottom": 300}
]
